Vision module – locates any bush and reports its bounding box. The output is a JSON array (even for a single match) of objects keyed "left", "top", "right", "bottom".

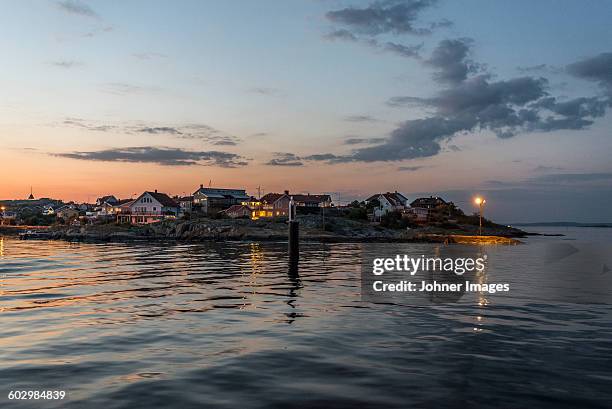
[
  {"left": 380, "top": 210, "right": 415, "bottom": 229},
  {"left": 347, "top": 207, "right": 367, "bottom": 220},
  {"left": 22, "top": 214, "right": 56, "bottom": 226},
  {"left": 349, "top": 200, "right": 362, "bottom": 208}
]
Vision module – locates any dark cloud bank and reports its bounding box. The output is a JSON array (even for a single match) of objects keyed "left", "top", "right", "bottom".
[
  {"left": 312, "top": 0, "right": 612, "bottom": 165},
  {"left": 57, "top": 0, "right": 98, "bottom": 18},
  {"left": 55, "top": 147, "right": 248, "bottom": 167}
]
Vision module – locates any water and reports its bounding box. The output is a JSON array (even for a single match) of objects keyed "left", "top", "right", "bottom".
[{"left": 1, "top": 229, "right": 612, "bottom": 408}]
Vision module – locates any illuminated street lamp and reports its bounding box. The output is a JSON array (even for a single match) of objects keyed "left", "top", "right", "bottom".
[{"left": 474, "top": 197, "right": 486, "bottom": 236}]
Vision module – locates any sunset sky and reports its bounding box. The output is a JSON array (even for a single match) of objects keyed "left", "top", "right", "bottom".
[{"left": 1, "top": 0, "right": 611, "bottom": 222}]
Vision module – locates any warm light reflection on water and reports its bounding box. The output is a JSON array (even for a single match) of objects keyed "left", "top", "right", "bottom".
[{"left": 0, "top": 233, "right": 611, "bottom": 408}]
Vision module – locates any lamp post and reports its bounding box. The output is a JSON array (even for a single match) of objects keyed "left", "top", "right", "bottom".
[{"left": 474, "top": 197, "right": 486, "bottom": 236}]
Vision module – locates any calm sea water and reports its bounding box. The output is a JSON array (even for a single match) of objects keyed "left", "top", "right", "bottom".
[{"left": 1, "top": 228, "right": 612, "bottom": 408}]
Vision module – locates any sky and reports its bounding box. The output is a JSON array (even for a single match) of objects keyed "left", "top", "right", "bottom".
[{"left": 1, "top": 0, "right": 611, "bottom": 222}]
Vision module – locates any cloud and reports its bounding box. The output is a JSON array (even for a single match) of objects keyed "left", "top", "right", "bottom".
[
  {"left": 54, "top": 147, "right": 248, "bottom": 167},
  {"left": 359, "top": 74, "right": 607, "bottom": 162},
  {"left": 60, "top": 118, "right": 241, "bottom": 146},
  {"left": 429, "top": 18, "right": 453, "bottom": 30},
  {"left": 311, "top": 44, "right": 612, "bottom": 164},
  {"left": 383, "top": 42, "right": 423, "bottom": 58},
  {"left": 530, "top": 172, "right": 612, "bottom": 184},
  {"left": 447, "top": 144, "right": 461, "bottom": 152},
  {"left": 567, "top": 52, "right": 612, "bottom": 96},
  {"left": 533, "top": 165, "right": 567, "bottom": 172},
  {"left": 50, "top": 60, "right": 83, "bottom": 69},
  {"left": 344, "top": 115, "right": 380, "bottom": 122},
  {"left": 344, "top": 137, "right": 386, "bottom": 145},
  {"left": 425, "top": 38, "right": 483, "bottom": 84},
  {"left": 132, "top": 52, "right": 167, "bottom": 60},
  {"left": 386, "top": 95, "right": 427, "bottom": 107},
  {"left": 178, "top": 124, "right": 240, "bottom": 145},
  {"left": 302, "top": 153, "right": 344, "bottom": 162},
  {"left": 265, "top": 152, "right": 304, "bottom": 167},
  {"left": 62, "top": 117, "right": 118, "bottom": 132},
  {"left": 136, "top": 127, "right": 182, "bottom": 135},
  {"left": 324, "top": 29, "right": 358, "bottom": 42},
  {"left": 517, "top": 64, "right": 562, "bottom": 74},
  {"left": 102, "top": 82, "right": 157, "bottom": 96},
  {"left": 397, "top": 165, "right": 425, "bottom": 171},
  {"left": 485, "top": 172, "right": 612, "bottom": 188},
  {"left": 323, "top": 1, "right": 445, "bottom": 59},
  {"left": 344, "top": 116, "right": 466, "bottom": 161},
  {"left": 82, "top": 25, "right": 113, "bottom": 38},
  {"left": 326, "top": 33, "right": 424, "bottom": 59},
  {"left": 247, "top": 87, "right": 283, "bottom": 97},
  {"left": 325, "top": 0, "right": 438, "bottom": 36},
  {"left": 57, "top": 0, "right": 99, "bottom": 18}
]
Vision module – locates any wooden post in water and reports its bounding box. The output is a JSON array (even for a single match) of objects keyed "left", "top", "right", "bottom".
[{"left": 288, "top": 196, "right": 299, "bottom": 264}]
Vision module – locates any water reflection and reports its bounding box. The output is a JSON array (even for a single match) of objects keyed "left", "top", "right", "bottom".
[{"left": 1, "top": 237, "right": 612, "bottom": 409}]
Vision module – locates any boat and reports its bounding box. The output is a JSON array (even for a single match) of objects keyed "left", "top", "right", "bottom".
[{"left": 18, "top": 230, "right": 51, "bottom": 240}]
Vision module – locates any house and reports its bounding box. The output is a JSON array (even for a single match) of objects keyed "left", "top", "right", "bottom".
[
  {"left": 96, "top": 195, "right": 118, "bottom": 206},
  {"left": 192, "top": 185, "right": 250, "bottom": 214},
  {"left": 220, "top": 204, "right": 252, "bottom": 219},
  {"left": 365, "top": 191, "right": 409, "bottom": 218},
  {"left": 241, "top": 196, "right": 261, "bottom": 208},
  {"left": 219, "top": 197, "right": 262, "bottom": 220},
  {"left": 97, "top": 201, "right": 115, "bottom": 215},
  {"left": 56, "top": 205, "right": 80, "bottom": 221},
  {"left": 410, "top": 196, "right": 447, "bottom": 209},
  {"left": 116, "top": 191, "right": 179, "bottom": 224},
  {"left": 405, "top": 207, "right": 429, "bottom": 223},
  {"left": 110, "top": 199, "right": 133, "bottom": 214},
  {"left": 42, "top": 205, "right": 56, "bottom": 215},
  {"left": 291, "top": 193, "right": 332, "bottom": 208},
  {"left": 252, "top": 190, "right": 331, "bottom": 219},
  {"left": 259, "top": 191, "right": 292, "bottom": 218},
  {"left": 78, "top": 203, "right": 93, "bottom": 212},
  {"left": 116, "top": 199, "right": 135, "bottom": 214},
  {"left": 177, "top": 196, "right": 194, "bottom": 215},
  {"left": 0, "top": 210, "right": 17, "bottom": 225},
  {"left": 408, "top": 196, "right": 449, "bottom": 223},
  {"left": 94, "top": 199, "right": 132, "bottom": 217}
]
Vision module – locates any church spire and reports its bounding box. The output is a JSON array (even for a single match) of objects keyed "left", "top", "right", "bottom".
[{"left": 28, "top": 186, "right": 35, "bottom": 200}]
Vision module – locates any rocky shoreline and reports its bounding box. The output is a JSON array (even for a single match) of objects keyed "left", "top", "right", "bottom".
[{"left": 2, "top": 215, "right": 526, "bottom": 245}]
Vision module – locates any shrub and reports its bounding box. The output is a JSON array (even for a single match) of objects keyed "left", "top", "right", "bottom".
[
  {"left": 380, "top": 210, "right": 415, "bottom": 229},
  {"left": 347, "top": 207, "right": 367, "bottom": 220}
]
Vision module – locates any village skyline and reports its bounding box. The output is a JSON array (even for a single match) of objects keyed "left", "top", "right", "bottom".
[{"left": 1, "top": 1, "right": 612, "bottom": 223}]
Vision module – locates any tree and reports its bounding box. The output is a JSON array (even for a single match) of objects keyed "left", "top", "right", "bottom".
[
  {"left": 365, "top": 198, "right": 381, "bottom": 211},
  {"left": 349, "top": 200, "right": 361, "bottom": 208},
  {"left": 347, "top": 207, "right": 367, "bottom": 220}
]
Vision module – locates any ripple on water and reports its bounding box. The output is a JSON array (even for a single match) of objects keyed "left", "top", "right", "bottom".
[{"left": 0, "top": 237, "right": 611, "bottom": 408}]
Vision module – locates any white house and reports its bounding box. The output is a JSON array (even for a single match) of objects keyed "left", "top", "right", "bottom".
[
  {"left": 117, "top": 191, "right": 179, "bottom": 224},
  {"left": 365, "top": 191, "right": 409, "bottom": 219}
]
